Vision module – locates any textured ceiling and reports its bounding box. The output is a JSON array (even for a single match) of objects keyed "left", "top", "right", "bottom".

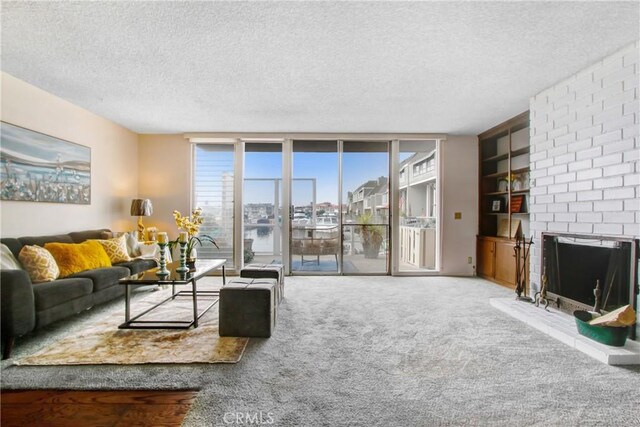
[{"left": 2, "top": 1, "right": 639, "bottom": 134}]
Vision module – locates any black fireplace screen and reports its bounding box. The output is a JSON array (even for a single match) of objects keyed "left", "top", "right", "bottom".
[{"left": 542, "top": 234, "right": 635, "bottom": 312}]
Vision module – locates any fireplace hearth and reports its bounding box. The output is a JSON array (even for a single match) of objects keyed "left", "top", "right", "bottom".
[{"left": 541, "top": 233, "right": 639, "bottom": 340}]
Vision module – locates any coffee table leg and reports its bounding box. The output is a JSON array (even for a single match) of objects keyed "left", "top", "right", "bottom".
[
  {"left": 222, "top": 265, "right": 226, "bottom": 285},
  {"left": 125, "top": 286, "right": 131, "bottom": 322},
  {"left": 192, "top": 278, "right": 199, "bottom": 328}
]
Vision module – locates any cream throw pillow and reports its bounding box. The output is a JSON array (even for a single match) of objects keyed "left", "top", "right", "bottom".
[
  {"left": 18, "top": 245, "right": 60, "bottom": 283},
  {"left": 125, "top": 231, "right": 141, "bottom": 257},
  {"left": 1, "top": 243, "right": 22, "bottom": 270},
  {"left": 111, "top": 231, "right": 141, "bottom": 257},
  {"left": 94, "top": 235, "right": 131, "bottom": 263}
]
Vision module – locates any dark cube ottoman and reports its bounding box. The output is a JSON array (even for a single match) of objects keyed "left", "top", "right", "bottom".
[
  {"left": 240, "top": 263, "right": 284, "bottom": 303},
  {"left": 219, "top": 278, "right": 277, "bottom": 338}
]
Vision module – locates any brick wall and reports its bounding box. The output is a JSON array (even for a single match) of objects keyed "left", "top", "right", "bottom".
[{"left": 529, "top": 41, "right": 639, "bottom": 295}]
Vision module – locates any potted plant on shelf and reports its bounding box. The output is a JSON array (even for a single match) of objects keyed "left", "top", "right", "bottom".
[
  {"left": 357, "top": 213, "right": 385, "bottom": 259},
  {"left": 172, "top": 208, "right": 219, "bottom": 269}
]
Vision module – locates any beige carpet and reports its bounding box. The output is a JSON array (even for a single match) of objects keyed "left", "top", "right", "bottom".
[{"left": 15, "top": 288, "right": 248, "bottom": 365}]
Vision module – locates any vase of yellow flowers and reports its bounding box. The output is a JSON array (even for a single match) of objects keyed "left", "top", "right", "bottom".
[{"left": 172, "top": 208, "right": 219, "bottom": 270}]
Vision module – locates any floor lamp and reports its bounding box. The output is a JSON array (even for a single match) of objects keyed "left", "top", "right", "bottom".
[{"left": 131, "top": 199, "right": 153, "bottom": 241}]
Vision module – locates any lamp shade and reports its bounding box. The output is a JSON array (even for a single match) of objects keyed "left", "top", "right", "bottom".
[{"left": 130, "top": 199, "right": 153, "bottom": 216}]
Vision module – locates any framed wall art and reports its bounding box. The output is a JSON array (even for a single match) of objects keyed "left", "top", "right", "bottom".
[{"left": 0, "top": 122, "right": 91, "bottom": 204}]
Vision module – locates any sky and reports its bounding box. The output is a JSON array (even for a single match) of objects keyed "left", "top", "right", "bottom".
[{"left": 244, "top": 151, "right": 389, "bottom": 206}]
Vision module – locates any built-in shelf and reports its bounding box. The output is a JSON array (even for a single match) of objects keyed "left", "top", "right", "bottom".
[
  {"left": 482, "top": 171, "right": 509, "bottom": 179},
  {"left": 477, "top": 111, "right": 531, "bottom": 289},
  {"left": 511, "top": 146, "right": 530, "bottom": 157},
  {"left": 482, "top": 152, "right": 509, "bottom": 162},
  {"left": 512, "top": 166, "right": 530, "bottom": 174}
]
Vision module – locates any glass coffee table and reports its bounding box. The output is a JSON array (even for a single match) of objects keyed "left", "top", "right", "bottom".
[{"left": 118, "top": 259, "right": 226, "bottom": 329}]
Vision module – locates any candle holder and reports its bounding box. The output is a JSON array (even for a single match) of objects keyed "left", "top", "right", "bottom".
[
  {"left": 156, "top": 242, "right": 170, "bottom": 276},
  {"left": 176, "top": 241, "right": 189, "bottom": 273}
]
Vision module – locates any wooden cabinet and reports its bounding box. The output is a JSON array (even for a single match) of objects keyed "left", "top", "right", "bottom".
[
  {"left": 477, "top": 112, "right": 530, "bottom": 289},
  {"left": 494, "top": 240, "right": 517, "bottom": 285},
  {"left": 477, "top": 238, "right": 495, "bottom": 278},
  {"left": 477, "top": 236, "right": 528, "bottom": 288}
]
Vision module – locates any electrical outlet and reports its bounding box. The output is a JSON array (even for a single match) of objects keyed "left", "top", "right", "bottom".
[{"left": 467, "top": 256, "right": 473, "bottom": 264}]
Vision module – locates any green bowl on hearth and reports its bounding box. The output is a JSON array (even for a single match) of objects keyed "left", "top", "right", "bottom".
[{"left": 574, "top": 311, "right": 630, "bottom": 347}]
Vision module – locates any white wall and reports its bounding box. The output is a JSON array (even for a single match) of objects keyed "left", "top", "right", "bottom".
[
  {"left": 0, "top": 73, "right": 139, "bottom": 237},
  {"left": 440, "top": 136, "right": 479, "bottom": 276},
  {"left": 528, "top": 41, "right": 640, "bottom": 294},
  {"left": 138, "top": 134, "right": 191, "bottom": 240}
]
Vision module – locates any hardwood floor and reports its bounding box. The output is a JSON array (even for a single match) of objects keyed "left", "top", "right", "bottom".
[{"left": 1, "top": 389, "right": 198, "bottom": 427}]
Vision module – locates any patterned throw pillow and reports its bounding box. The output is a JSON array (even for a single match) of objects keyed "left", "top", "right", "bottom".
[
  {"left": 94, "top": 235, "right": 131, "bottom": 264},
  {"left": 18, "top": 245, "right": 60, "bottom": 283},
  {"left": 44, "top": 241, "right": 111, "bottom": 278},
  {"left": 112, "top": 231, "right": 141, "bottom": 257}
]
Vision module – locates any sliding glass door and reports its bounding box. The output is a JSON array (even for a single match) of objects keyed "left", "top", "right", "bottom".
[
  {"left": 341, "top": 141, "right": 389, "bottom": 274},
  {"left": 243, "top": 143, "right": 283, "bottom": 265},
  {"left": 290, "top": 141, "right": 339, "bottom": 273},
  {"left": 395, "top": 140, "right": 439, "bottom": 272}
]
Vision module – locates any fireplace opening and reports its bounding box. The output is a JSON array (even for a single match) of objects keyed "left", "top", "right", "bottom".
[{"left": 541, "top": 233, "right": 638, "bottom": 338}]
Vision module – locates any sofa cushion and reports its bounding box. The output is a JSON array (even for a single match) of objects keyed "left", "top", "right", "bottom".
[
  {"left": 115, "top": 259, "right": 157, "bottom": 274},
  {"left": 44, "top": 241, "right": 112, "bottom": 278},
  {"left": 19, "top": 234, "right": 74, "bottom": 248},
  {"left": 68, "top": 266, "right": 130, "bottom": 291},
  {"left": 93, "top": 235, "right": 131, "bottom": 263},
  {"left": 0, "top": 238, "right": 23, "bottom": 260},
  {"left": 68, "top": 229, "right": 111, "bottom": 243},
  {"left": 33, "top": 277, "right": 94, "bottom": 311},
  {"left": 18, "top": 245, "right": 60, "bottom": 283}
]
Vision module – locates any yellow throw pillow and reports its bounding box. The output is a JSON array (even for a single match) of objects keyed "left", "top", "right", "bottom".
[
  {"left": 80, "top": 241, "right": 112, "bottom": 269},
  {"left": 93, "top": 235, "right": 131, "bottom": 264},
  {"left": 18, "top": 245, "right": 60, "bottom": 283},
  {"left": 44, "top": 241, "right": 111, "bottom": 278}
]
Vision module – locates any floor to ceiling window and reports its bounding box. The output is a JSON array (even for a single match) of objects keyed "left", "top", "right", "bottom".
[
  {"left": 395, "top": 140, "right": 439, "bottom": 272},
  {"left": 193, "top": 144, "right": 236, "bottom": 269},
  {"left": 191, "top": 136, "right": 441, "bottom": 275},
  {"left": 290, "top": 141, "right": 339, "bottom": 274},
  {"left": 341, "top": 141, "right": 389, "bottom": 274},
  {"left": 243, "top": 142, "right": 283, "bottom": 265}
]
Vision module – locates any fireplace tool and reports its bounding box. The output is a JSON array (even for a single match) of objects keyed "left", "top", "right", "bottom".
[
  {"left": 593, "top": 279, "right": 602, "bottom": 313},
  {"left": 514, "top": 235, "right": 534, "bottom": 302},
  {"left": 535, "top": 266, "right": 552, "bottom": 310},
  {"left": 602, "top": 268, "right": 618, "bottom": 311},
  {"left": 593, "top": 266, "right": 618, "bottom": 314}
]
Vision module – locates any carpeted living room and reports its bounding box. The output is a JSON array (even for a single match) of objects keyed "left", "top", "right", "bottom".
[{"left": 1, "top": 2, "right": 639, "bottom": 426}]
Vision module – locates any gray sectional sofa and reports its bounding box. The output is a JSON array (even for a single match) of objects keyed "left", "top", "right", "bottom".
[{"left": 1, "top": 229, "right": 157, "bottom": 359}]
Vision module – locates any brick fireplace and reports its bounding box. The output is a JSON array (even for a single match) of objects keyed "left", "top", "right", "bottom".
[
  {"left": 540, "top": 232, "right": 637, "bottom": 337},
  {"left": 528, "top": 41, "right": 640, "bottom": 339}
]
